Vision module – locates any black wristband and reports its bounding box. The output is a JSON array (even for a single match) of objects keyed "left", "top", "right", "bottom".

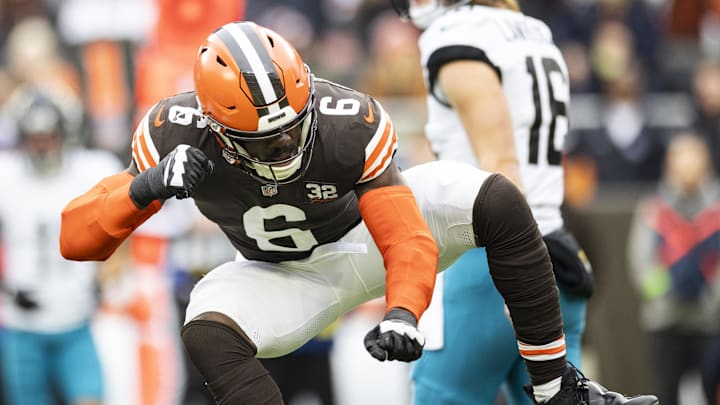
[
  {"left": 129, "top": 170, "right": 157, "bottom": 209},
  {"left": 384, "top": 307, "right": 417, "bottom": 326}
]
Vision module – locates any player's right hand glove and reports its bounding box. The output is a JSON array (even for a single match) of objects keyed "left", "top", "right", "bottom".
[
  {"left": 364, "top": 307, "right": 425, "bottom": 362},
  {"left": 14, "top": 290, "right": 39, "bottom": 310},
  {"left": 130, "top": 144, "right": 215, "bottom": 208}
]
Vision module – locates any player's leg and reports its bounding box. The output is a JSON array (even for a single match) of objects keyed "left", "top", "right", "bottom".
[
  {"left": 0, "top": 329, "right": 53, "bottom": 404},
  {"left": 412, "top": 248, "right": 518, "bottom": 405},
  {"left": 503, "top": 289, "right": 586, "bottom": 405},
  {"left": 182, "top": 309, "right": 282, "bottom": 405},
  {"left": 402, "top": 161, "right": 516, "bottom": 404},
  {"left": 404, "top": 161, "right": 658, "bottom": 404},
  {"left": 181, "top": 229, "right": 389, "bottom": 405},
  {"left": 53, "top": 324, "right": 104, "bottom": 404},
  {"left": 403, "top": 161, "right": 564, "bottom": 386}
]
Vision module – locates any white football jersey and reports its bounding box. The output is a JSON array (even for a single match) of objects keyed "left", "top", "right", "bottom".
[
  {"left": 419, "top": 5, "right": 569, "bottom": 235},
  {"left": 0, "top": 148, "right": 123, "bottom": 332}
]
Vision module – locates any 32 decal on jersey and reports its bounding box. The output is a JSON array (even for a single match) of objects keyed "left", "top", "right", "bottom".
[{"left": 305, "top": 182, "right": 338, "bottom": 203}]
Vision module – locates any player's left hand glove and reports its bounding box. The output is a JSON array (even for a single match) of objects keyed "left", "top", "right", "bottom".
[
  {"left": 129, "top": 144, "right": 215, "bottom": 208},
  {"left": 364, "top": 307, "right": 424, "bottom": 362}
]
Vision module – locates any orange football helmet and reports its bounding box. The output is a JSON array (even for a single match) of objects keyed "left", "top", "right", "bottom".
[{"left": 194, "top": 21, "right": 316, "bottom": 181}]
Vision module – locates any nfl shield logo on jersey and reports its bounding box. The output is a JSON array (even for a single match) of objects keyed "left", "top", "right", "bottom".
[{"left": 261, "top": 184, "right": 278, "bottom": 197}]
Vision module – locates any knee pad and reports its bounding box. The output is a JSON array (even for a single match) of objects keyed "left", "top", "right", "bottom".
[{"left": 182, "top": 319, "right": 283, "bottom": 405}]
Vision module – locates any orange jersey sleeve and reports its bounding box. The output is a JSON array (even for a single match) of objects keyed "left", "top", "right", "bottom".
[
  {"left": 358, "top": 185, "right": 439, "bottom": 320},
  {"left": 60, "top": 171, "right": 161, "bottom": 261}
]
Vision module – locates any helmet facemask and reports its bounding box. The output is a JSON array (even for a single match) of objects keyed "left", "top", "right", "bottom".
[{"left": 208, "top": 76, "right": 317, "bottom": 183}]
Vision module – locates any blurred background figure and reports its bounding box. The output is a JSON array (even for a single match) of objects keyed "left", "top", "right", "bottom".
[
  {"left": 133, "top": 0, "right": 245, "bottom": 119},
  {"left": 627, "top": 132, "right": 720, "bottom": 405},
  {"left": 55, "top": 0, "right": 155, "bottom": 160},
  {"left": 2, "top": 15, "right": 81, "bottom": 98},
  {"left": 565, "top": 56, "right": 668, "bottom": 184},
  {"left": 92, "top": 205, "right": 196, "bottom": 405},
  {"left": 664, "top": 0, "right": 720, "bottom": 61},
  {"left": 0, "top": 84, "right": 122, "bottom": 405},
  {"left": 690, "top": 58, "right": 720, "bottom": 175},
  {"left": 0, "top": 15, "right": 83, "bottom": 150}
]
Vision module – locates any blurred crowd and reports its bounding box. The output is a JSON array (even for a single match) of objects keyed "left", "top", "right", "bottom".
[{"left": 0, "top": 0, "right": 718, "bottom": 404}]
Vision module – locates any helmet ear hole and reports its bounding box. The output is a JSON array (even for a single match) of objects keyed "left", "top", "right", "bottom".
[
  {"left": 216, "top": 56, "right": 227, "bottom": 67},
  {"left": 267, "top": 36, "right": 275, "bottom": 47}
]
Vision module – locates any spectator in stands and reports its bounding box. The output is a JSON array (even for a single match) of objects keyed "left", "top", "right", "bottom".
[
  {"left": 665, "top": 0, "right": 720, "bottom": 59},
  {"left": 574, "top": 0, "right": 663, "bottom": 90},
  {"left": 691, "top": 58, "right": 720, "bottom": 175},
  {"left": 627, "top": 132, "right": 720, "bottom": 405},
  {"left": 519, "top": 0, "right": 583, "bottom": 46},
  {"left": 567, "top": 22, "right": 665, "bottom": 183},
  {"left": 1, "top": 16, "right": 83, "bottom": 148}
]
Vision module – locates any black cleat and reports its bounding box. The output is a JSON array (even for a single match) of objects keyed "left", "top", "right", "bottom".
[{"left": 524, "top": 365, "right": 660, "bottom": 404}]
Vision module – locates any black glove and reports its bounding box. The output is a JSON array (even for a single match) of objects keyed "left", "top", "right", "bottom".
[
  {"left": 130, "top": 144, "right": 215, "bottom": 208},
  {"left": 543, "top": 229, "right": 594, "bottom": 299},
  {"left": 14, "top": 290, "right": 39, "bottom": 310},
  {"left": 364, "top": 307, "right": 424, "bottom": 362}
]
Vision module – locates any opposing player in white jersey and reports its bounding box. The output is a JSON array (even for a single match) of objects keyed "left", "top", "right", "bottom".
[
  {"left": 0, "top": 85, "right": 122, "bottom": 405},
  {"left": 392, "top": 1, "right": 599, "bottom": 404}
]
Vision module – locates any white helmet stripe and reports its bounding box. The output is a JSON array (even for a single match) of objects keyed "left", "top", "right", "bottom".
[
  {"left": 221, "top": 23, "right": 280, "bottom": 114},
  {"left": 238, "top": 23, "right": 288, "bottom": 101}
]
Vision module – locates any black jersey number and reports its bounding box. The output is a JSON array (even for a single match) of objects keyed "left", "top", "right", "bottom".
[
  {"left": 244, "top": 204, "right": 319, "bottom": 252},
  {"left": 525, "top": 55, "right": 568, "bottom": 166}
]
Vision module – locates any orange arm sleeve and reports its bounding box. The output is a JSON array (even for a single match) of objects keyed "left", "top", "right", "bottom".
[
  {"left": 60, "top": 172, "right": 162, "bottom": 261},
  {"left": 358, "top": 185, "right": 439, "bottom": 320}
]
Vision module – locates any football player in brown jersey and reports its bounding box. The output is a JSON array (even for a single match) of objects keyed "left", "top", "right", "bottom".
[{"left": 58, "top": 21, "right": 631, "bottom": 405}]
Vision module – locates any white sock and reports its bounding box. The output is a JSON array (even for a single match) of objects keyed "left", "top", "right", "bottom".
[{"left": 533, "top": 376, "right": 562, "bottom": 403}]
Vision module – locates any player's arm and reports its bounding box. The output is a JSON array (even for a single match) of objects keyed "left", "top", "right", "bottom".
[
  {"left": 59, "top": 169, "right": 161, "bottom": 261},
  {"left": 354, "top": 99, "right": 438, "bottom": 321},
  {"left": 356, "top": 162, "right": 438, "bottom": 322},
  {"left": 356, "top": 161, "right": 438, "bottom": 362},
  {"left": 351, "top": 100, "right": 438, "bottom": 361},
  {"left": 60, "top": 103, "right": 214, "bottom": 261},
  {"left": 438, "top": 60, "right": 523, "bottom": 190}
]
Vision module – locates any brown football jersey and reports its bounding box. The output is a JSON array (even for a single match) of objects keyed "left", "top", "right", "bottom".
[{"left": 130, "top": 78, "right": 397, "bottom": 262}]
